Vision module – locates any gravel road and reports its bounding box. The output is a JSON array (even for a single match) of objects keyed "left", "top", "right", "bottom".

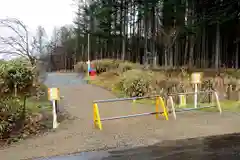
[{"left": 1, "top": 73, "right": 240, "bottom": 160}]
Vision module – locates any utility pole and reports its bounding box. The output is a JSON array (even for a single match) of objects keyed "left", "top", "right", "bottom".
[
  {"left": 85, "top": 0, "right": 90, "bottom": 62},
  {"left": 85, "top": 0, "right": 91, "bottom": 77},
  {"left": 87, "top": 31, "right": 90, "bottom": 61}
]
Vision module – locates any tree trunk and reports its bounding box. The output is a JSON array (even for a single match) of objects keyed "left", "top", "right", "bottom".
[
  {"left": 164, "top": 47, "right": 168, "bottom": 68},
  {"left": 169, "top": 46, "right": 173, "bottom": 67},
  {"left": 201, "top": 26, "right": 206, "bottom": 68},
  {"left": 144, "top": 3, "right": 148, "bottom": 66},
  {"left": 152, "top": 6, "right": 157, "bottom": 67},
  {"left": 184, "top": 36, "right": 188, "bottom": 65},
  {"left": 120, "top": 0, "right": 125, "bottom": 60},
  {"left": 174, "top": 41, "right": 178, "bottom": 67},
  {"left": 189, "top": 36, "right": 194, "bottom": 67},
  {"left": 236, "top": 43, "right": 239, "bottom": 69},
  {"left": 215, "top": 23, "right": 220, "bottom": 70}
]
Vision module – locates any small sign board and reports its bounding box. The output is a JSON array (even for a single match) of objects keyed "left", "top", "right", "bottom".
[
  {"left": 191, "top": 72, "right": 202, "bottom": 84},
  {"left": 48, "top": 88, "right": 60, "bottom": 101}
]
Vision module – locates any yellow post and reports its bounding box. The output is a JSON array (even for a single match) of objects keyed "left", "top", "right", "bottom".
[
  {"left": 132, "top": 99, "right": 136, "bottom": 112},
  {"left": 93, "top": 103, "right": 102, "bottom": 130},
  {"left": 93, "top": 104, "right": 97, "bottom": 127},
  {"left": 159, "top": 97, "right": 169, "bottom": 120},
  {"left": 155, "top": 97, "right": 160, "bottom": 119},
  {"left": 179, "top": 95, "right": 186, "bottom": 107}
]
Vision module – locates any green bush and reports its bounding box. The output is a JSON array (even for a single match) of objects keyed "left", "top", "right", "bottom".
[
  {"left": 225, "top": 69, "right": 240, "bottom": 78},
  {"left": 92, "top": 59, "right": 120, "bottom": 73},
  {"left": 0, "top": 96, "right": 24, "bottom": 140},
  {"left": 116, "top": 69, "right": 154, "bottom": 97},
  {"left": 0, "top": 61, "right": 34, "bottom": 96},
  {"left": 74, "top": 59, "right": 141, "bottom": 74},
  {"left": 0, "top": 60, "right": 51, "bottom": 143},
  {"left": 74, "top": 61, "right": 87, "bottom": 73},
  {"left": 74, "top": 59, "right": 119, "bottom": 74},
  {"left": 118, "top": 61, "right": 141, "bottom": 72},
  {"left": 32, "top": 83, "right": 48, "bottom": 100}
]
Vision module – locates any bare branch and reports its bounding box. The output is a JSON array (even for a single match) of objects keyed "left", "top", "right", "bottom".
[
  {"left": 0, "top": 50, "right": 28, "bottom": 58},
  {"left": 0, "top": 36, "right": 27, "bottom": 52},
  {"left": 0, "top": 36, "right": 26, "bottom": 54},
  {"left": 0, "top": 19, "right": 27, "bottom": 44},
  {"left": 0, "top": 37, "right": 22, "bottom": 52},
  {"left": 0, "top": 18, "right": 35, "bottom": 65}
]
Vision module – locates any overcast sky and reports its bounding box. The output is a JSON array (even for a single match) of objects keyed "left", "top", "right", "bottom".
[{"left": 0, "top": 0, "right": 75, "bottom": 38}]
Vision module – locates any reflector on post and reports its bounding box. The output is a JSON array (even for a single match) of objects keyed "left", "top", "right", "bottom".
[
  {"left": 159, "top": 97, "right": 169, "bottom": 120},
  {"left": 179, "top": 95, "right": 186, "bottom": 107},
  {"left": 155, "top": 97, "right": 160, "bottom": 119},
  {"left": 93, "top": 103, "right": 102, "bottom": 130}
]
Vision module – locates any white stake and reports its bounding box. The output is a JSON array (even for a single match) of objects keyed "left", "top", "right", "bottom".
[
  {"left": 214, "top": 92, "right": 222, "bottom": 114},
  {"left": 194, "top": 83, "right": 198, "bottom": 108},
  {"left": 169, "top": 96, "right": 176, "bottom": 120},
  {"left": 52, "top": 100, "right": 59, "bottom": 129}
]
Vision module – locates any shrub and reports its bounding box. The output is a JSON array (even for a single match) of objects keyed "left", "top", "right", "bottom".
[
  {"left": 32, "top": 83, "right": 48, "bottom": 100},
  {"left": 74, "top": 61, "right": 87, "bottom": 73},
  {"left": 116, "top": 69, "right": 154, "bottom": 97},
  {"left": 92, "top": 59, "right": 120, "bottom": 73},
  {"left": 0, "top": 61, "right": 34, "bottom": 96},
  {"left": 74, "top": 59, "right": 141, "bottom": 74},
  {"left": 74, "top": 59, "right": 118, "bottom": 73},
  {"left": 118, "top": 61, "right": 141, "bottom": 73},
  {"left": 225, "top": 69, "right": 240, "bottom": 78},
  {"left": 0, "top": 96, "right": 24, "bottom": 140},
  {"left": 0, "top": 95, "right": 49, "bottom": 142},
  {"left": 0, "top": 60, "right": 51, "bottom": 143}
]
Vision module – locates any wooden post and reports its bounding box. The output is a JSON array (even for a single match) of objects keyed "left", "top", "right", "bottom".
[
  {"left": 14, "top": 83, "right": 17, "bottom": 96},
  {"left": 48, "top": 88, "right": 60, "bottom": 129},
  {"left": 191, "top": 72, "right": 202, "bottom": 108}
]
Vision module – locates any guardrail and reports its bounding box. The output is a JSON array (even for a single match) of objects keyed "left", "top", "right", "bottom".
[
  {"left": 167, "top": 90, "right": 222, "bottom": 120},
  {"left": 93, "top": 90, "right": 223, "bottom": 130},
  {"left": 93, "top": 96, "right": 169, "bottom": 130}
]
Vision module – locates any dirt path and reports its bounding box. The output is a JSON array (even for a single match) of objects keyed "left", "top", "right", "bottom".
[{"left": 1, "top": 76, "right": 240, "bottom": 160}]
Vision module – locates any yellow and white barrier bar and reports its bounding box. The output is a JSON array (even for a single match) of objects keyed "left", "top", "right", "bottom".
[{"left": 93, "top": 96, "right": 169, "bottom": 130}]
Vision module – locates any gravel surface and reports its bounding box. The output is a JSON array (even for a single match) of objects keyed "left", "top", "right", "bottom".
[{"left": 1, "top": 73, "right": 240, "bottom": 160}]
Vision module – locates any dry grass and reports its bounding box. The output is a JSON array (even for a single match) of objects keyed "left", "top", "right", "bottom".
[
  {"left": 88, "top": 68, "right": 240, "bottom": 112},
  {"left": 89, "top": 71, "right": 121, "bottom": 90}
]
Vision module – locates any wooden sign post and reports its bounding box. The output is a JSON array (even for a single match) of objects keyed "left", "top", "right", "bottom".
[
  {"left": 191, "top": 72, "right": 202, "bottom": 108},
  {"left": 48, "top": 88, "right": 60, "bottom": 129}
]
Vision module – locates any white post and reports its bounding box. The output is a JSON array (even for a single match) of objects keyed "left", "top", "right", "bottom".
[
  {"left": 194, "top": 83, "right": 198, "bottom": 108},
  {"left": 87, "top": 60, "right": 90, "bottom": 76},
  {"left": 52, "top": 100, "right": 58, "bottom": 129},
  {"left": 214, "top": 92, "right": 222, "bottom": 114},
  {"left": 169, "top": 96, "right": 176, "bottom": 120}
]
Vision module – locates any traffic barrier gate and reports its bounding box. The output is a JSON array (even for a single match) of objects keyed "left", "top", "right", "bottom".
[{"left": 93, "top": 96, "right": 169, "bottom": 130}]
